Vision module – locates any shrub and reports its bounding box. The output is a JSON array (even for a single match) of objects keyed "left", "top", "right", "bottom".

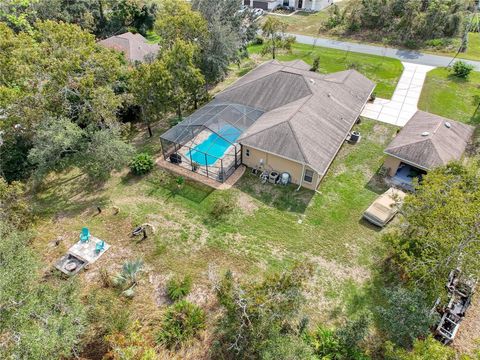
[
  {"left": 376, "top": 286, "right": 436, "bottom": 348},
  {"left": 209, "top": 195, "right": 235, "bottom": 221},
  {"left": 451, "top": 60, "right": 474, "bottom": 79},
  {"left": 113, "top": 259, "right": 144, "bottom": 297},
  {"left": 310, "top": 56, "right": 320, "bottom": 72},
  {"left": 157, "top": 300, "right": 205, "bottom": 349},
  {"left": 130, "top": 153, "right": 154, "bottom": 175},
  {"left": 166, "top": 275, "right": 192, "bottom": 302},
  {"left": 253, "top": 34, "right": 264, "bottom": 45}
]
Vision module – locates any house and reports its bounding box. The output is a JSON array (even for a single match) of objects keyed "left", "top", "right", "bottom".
[
  {"left": 383, "top": 111, "right": 474, "bottom": 190},
  {"left": 245, "top": 0, "right": 333, "bottom": 11},
  {"left": 160, "top": 60, "right": 374, "bottom": 190},
  {"left": 98, "top": 32, "right": 159, "bottom": 63}
]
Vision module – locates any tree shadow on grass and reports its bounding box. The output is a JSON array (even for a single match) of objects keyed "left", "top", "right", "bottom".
[
  {"left": 32, "top": 172, "right": 110, "bottom": 220},
  {"left": 146, "top": 171, "right": 214, "bottom": 204},
  {"left": 234, "top": 171, "right": 314, "bottom": 213},
  {"left": 364, "top": 166, "right": 390, "bottom": 195}
]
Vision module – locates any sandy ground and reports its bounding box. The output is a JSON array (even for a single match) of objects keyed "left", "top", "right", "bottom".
[{"left": 453, "top": 293, "right": 480, "bottom": 355}]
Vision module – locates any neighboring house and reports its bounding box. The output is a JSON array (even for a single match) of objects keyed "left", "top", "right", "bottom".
[
  {"left": 98, "top": 32, "right": 159, "bottom": 63},
  {"left": 160, "top": 60, "right": 374, "bottom": 190},
  {"left": 384, "top": 111, "right": 474, "bottom": 190},
  {"left": 245, "top": 0, "right": 332, "bottom": 11}
]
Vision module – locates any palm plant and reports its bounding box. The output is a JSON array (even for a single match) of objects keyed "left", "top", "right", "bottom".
[{"left": 113, "top": 259, "right": 144, "bottom": 297}]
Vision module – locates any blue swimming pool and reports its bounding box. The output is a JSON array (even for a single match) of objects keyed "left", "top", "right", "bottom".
[{"left": 188, "top": 125, "right": 242, "bottom": 166}]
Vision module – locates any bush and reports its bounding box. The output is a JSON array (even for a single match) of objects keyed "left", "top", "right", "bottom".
[
  {"left": 310, "top": 56, "right": 320, "bottom": 72},
  {"left": 253, "top": 34, "right": 264, "bottom": 45},
  {"left": 209, "top": 195, "right": 235, "bottom": 221},
  {"left": 451, "top": 60, "right": 474, "bottom": 79},
  {"left": 130, "top": 153, "right": 154, "bottom": 175},
  {"left": 156, "top": 300, "right": 205, "bottom": 349},
  {"left": 376, "top": 286, "right": 436, "bottom": 348},
  {"left": 166, "top": 275, "right": 192, "bottom": 302}
]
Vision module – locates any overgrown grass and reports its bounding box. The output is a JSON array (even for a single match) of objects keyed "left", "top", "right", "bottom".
[
  {"left": 248, "top": 43, "right": 403, "bottom": 99},
  {"left": 418, "top": 68, "right": 480, "bottom": 125}
]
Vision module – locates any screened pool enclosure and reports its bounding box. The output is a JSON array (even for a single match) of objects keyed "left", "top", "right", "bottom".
[{"left": 160, "top": 102, "right": 264, "bottom": 182}]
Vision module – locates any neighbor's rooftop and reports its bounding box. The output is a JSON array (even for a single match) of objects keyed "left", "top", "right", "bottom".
[{"left": 98, "top": 32, "right": 159, "bottom": 62}]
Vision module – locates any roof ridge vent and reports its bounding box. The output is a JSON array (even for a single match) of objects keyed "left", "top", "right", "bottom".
[{"left": 421, "top": 131, "right": 430, "bottom": 137}]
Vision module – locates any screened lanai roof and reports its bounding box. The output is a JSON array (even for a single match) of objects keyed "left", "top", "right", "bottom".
[{"left": 160, "top": 101, "right": 264, "bottom": 146}]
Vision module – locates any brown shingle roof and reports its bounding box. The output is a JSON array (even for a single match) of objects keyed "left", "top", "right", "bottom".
[
  {"left": 384, "top": 111, "right": 474, "bottom": 170},
  {"left": 98, "top": 32, "right": 159, "bottom": 62},
  {"left": 232, "top": 60, "right": 375, "bottom": 175}
]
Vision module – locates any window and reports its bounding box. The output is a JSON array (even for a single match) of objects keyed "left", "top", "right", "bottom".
[
  {"left": 303, "top": 169, "right": 314, "bottom": 183},
  {"left": 245, "top": 149, "right": 250, "bottom": 157}
]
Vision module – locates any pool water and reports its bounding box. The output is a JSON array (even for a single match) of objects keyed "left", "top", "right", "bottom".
[{"left": 188, "top": 125, "right": 242, "bottom": 166}]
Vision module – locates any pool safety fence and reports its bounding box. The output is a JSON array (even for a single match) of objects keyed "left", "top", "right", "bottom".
[{"left": 161, "top": 137, "right": 242, "bottom": 183}]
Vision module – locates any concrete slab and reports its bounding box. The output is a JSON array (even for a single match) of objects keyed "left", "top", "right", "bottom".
[
  {"left": 361, "top": 61, "right": 435, "bottom": 126},
  {"left": 69, "top": 236, "right": 110, "bottom": 264}
]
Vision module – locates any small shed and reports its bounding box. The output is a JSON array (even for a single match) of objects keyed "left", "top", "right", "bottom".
[{"left": 383, "top": 111, "right": 474, "bottom": 189}]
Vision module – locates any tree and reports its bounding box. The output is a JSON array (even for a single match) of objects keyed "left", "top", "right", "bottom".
[
  {"left": 376, "top": 286, "right": 435, "bottom": 348},
  {"left": 385, "top": 161, "right": 480, "bottom": 296},
  {"left": 2, "top": 0, "right": 157, "bottom": 38},
  {"left": 162, "top": 39, "right": 205, "bottom": 118},
  {"left": 0, "top": 220, "right": 86, "bottom": 359},
  {"left": 192, "top": 0, "right": 257, "bottom": 85},
  {"left": 0, "top": 21, "right": 133, "bottom": 181},
  {"left": 154, "top": 0, "right": 207, "bottom": 49},
  {"left": 213, "top": 264, "right": 312, "bottom": 359},
  {"left": 261, "top": 17, "right": 295, "bottom": 59},
  {"left": 131, "top": 58, "right": 172, "bottom": 137}
]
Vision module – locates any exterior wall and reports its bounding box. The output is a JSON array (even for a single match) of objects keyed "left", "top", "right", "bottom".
[
  {"left": 242, "top": 145, "right": 321, "bottom": 190},
  {"left": 293, "top": 0, "right": 332, "bottom": 10},
  {"left": 383, "top": 156, "right": 402, "bottom": 177}
]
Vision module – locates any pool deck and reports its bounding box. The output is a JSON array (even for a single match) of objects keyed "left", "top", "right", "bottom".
[{"left": 156, "top": 157, "right": 246, "bottom": 190}]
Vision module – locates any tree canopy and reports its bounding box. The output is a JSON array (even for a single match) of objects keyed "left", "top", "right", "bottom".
[
  {"left": 386, "top": 160, "right": 480, "bottom": 296},
  {"left": 0, "top": 21, "right": 133, "bottom": 181}
]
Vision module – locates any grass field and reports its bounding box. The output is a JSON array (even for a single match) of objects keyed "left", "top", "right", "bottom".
[
  {"left": 418, "top": 68, "right": 480, "bottom": 125},
  {"left": 31, "top": 118, "right": 398, "bottom": 356},
  {"left": 248, "top": 43, "right": 403, "bottom": 99}
]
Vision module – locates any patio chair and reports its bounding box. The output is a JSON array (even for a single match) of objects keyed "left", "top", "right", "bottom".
[
  {"left": 80, "top": 227, "right": 90, "bottom": 243},
  {"left": 95, "top": 240, "right": 105, "bottom": 254}
]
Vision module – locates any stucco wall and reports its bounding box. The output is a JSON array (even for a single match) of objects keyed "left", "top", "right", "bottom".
[
  {"left": 383, "top": 156, "right": 402, "bottom": 177},
  {"left": 242, "top": 145, "right": 321, "bottom": 190}
]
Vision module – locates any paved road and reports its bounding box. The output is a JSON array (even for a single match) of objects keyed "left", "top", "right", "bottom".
[{"left": 291, "top": 34, "right": 480, "bottom": 70}]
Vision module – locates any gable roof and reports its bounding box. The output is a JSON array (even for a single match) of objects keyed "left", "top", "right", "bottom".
[
  {"left": 231, "top": 60, "right": 375, "bottom": 175},
  {"left": 98, "top": 32, "right": 159, "bottom": 62},
  {"left": 384, "top": 111, "right": 474, "bottom": 170}
]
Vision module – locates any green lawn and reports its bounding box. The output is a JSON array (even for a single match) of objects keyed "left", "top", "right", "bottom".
[
  {"left": 276, "top": 4, "right": 480, "bottom": 61},
  {"left": 418, "top": 68, "right": 480, "bottom": 125},
  {"left": 32, "top": 118, "right": 398, "bottom": 330},
  {"left": 248, "top": 43, "right": 403, "bottom": 99}
]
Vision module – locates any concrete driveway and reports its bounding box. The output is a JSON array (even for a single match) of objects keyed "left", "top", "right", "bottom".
[{"left": 361, "top": 62, "right": 435, "bottom": 126}]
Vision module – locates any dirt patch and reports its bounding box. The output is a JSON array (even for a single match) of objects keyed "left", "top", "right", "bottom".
[
  {"left": 453, "top": 293, "right": 480, "bottom": 355},
  {"left": 236, "top": 192, "right": 259, "bottom": 215},
  {"left": 308, "top": 255, "right": 371, "bottom": 284},
  {"left": 372, "top": 123, "right": 397, "bottom": 144}
]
